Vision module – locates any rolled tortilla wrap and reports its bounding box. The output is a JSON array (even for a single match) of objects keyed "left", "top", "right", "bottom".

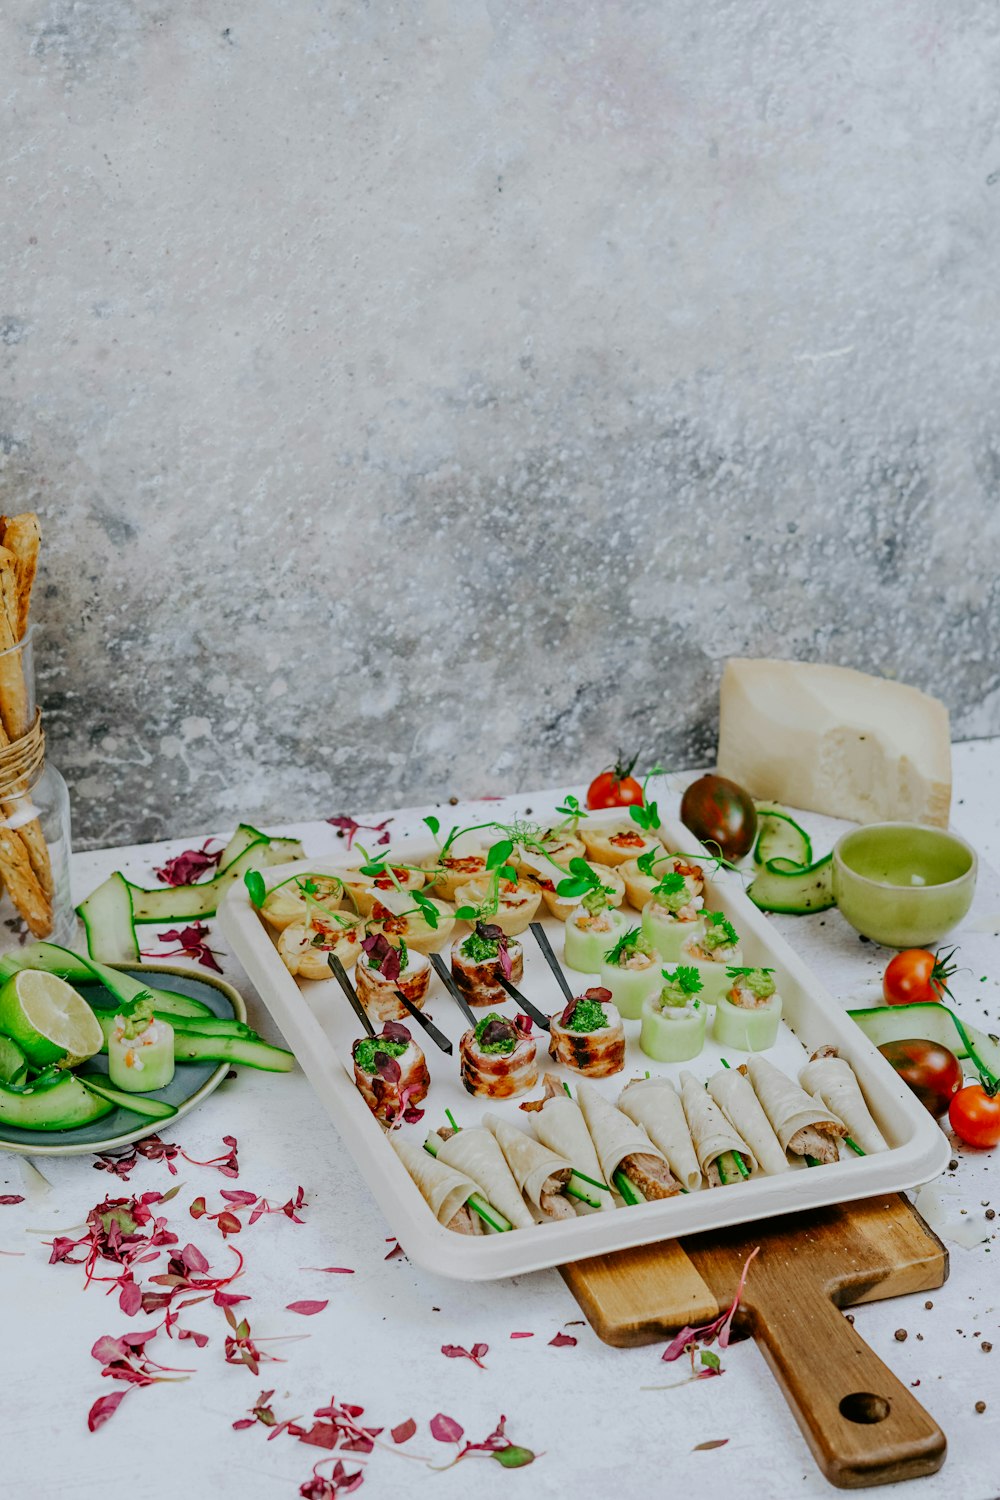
[
  {"left": 680, "top": 1070, "right": 756, "bottom": 1175},
  {"left": 798, "top": 1054, "right": 887, "bottom": 1154},
  {"left": 617, "top": 1078, "right": 702, "bottom": 1192},
  {"left": 707, "top": 1068, "right": 788, "bottom": 1176},
  {"left": 435, "top": 1128, "right": 536, "bottom": 1229},
  {"left": 746, "top": 1055, "right": 845, "bottom": 1151},
  {"left": 390, "top": 1135, "right": 476, "bottom": 1227},
  {"left": 576, "top": 1081, "right": 669, "bottom": 1184},
  {"left": 484, "top": 1114, "right": 572, "bottom": 1211},
  {"left": 534, "top": 1095, "right": 614, "bottom": 1211}
]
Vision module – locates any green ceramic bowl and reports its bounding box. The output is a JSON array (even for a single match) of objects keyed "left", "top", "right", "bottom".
[{"left": 832, "top": 822, "right": 977, "bottom": 949}]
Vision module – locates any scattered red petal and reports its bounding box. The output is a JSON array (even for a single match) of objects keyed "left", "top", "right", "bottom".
[
  {"left": 430, "top": 1413, "right": 465, "bottom": 1444},
  {"left": 301, "top": 1267, "right": 355, "bottom": 1275},
  {"left": 548, "top": 1332, "right": 577, "bottom": 1347},
  {"left": 441, "top": 1343, "right": 488, "bottom": 1368},
  {"left": 693, "top": 1439, "right": 730, "bottom": 1451},
  {"left": 154, "top": 842, "right": 224, "bottom": 887},
  {"left": 0, "top": 1194, "right": 25, "bottom": 1205},
  {"left": 87, "top": 1389, "right": 129, "bottom": 1432},
  {"left": 384, "top": 1238, "right": 405, "bottom": 1261},
  {"left": 287, "top": 1301, "right": 329, "bottom": 1317},
  {"left": 391, "top": 1418, "right": 416, "bottom": 1444},
  {"left": 141, "top": 922, "right": 225, "bottom": 974},
  {"left": 327, "top": 815, "right": 393, "bottom": 850},
  {"left": 509, "top": 1331, "right": 534, "bottom": 1339}
]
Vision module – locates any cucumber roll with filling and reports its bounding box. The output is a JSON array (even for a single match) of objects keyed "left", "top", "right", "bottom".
[
  {"left": 598, "top": 926, "right": 661, "bottom": 1019},
  {"left": 639, "top": 966, "right": 706, "bottom": 1063},
  {"left": 640, "top": 871, "right": 705, "bottom": 961},
  {"left": 712, "top": 967, "right": 783, "bottom": 1052},
  {"left": 677, "top": 912, "right": 743, "bottom": 1003}
]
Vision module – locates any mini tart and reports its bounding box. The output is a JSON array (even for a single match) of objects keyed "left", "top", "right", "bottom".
[
  {"left": 510, "top": 829, "right": 586, "bottom": 879},
  {"left": 260, "top": 872, "right": 345, "bottom": 932},
  {"left": 451, "top": 934, "right": 525, "bottom": 1006},
  {"left": 549, "top": 995, "right": 626, "bottom": 1078},
  {"left": 563, "top": 905, "right": 630, "bottom": 974},
  {"left": 356, "top": 947, "right": 432, "bottom": 1022},
  {"left": 453, "top": 876, "right": 542, "bottom": 936},
  {"left": 580, "top": 823, "right": 663, "bottom": 869},
  {"left": 531, "top": 860, "right": 625, "bottom": 923},
  {"left": 340, "top": 864, "right": 426, "bottom": 919},
  {"left": 619, "top": 852, "right": 705, "bottom": 912},
  {"left": 277, "top": 912, "right": 364, "bottom": 979},
  {"left": 368, "top": 890, "right": 455, "bottom": 954},
  {"left": 421, "top": 853, "right": 488, "bottom": 902}
]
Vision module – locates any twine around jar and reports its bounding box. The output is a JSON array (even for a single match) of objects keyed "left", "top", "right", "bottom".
[{"left": 0, "top": 708, "right": 45, "bottom": 793}]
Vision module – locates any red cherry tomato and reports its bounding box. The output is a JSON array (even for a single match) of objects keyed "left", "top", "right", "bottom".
[
  {"left": 949, "top": 1084, "right": 1000, "bottom": 1149},
  {"left": 679, "top": 774, "right": 757, "bottom": 861},
  {"left": 882, "top": 948, "right": 957, "bottom": 1006},
  {"left": 878, "top": 1038, "right": 963, "bottom": 1117},
  {"left": 587, "top": 754, "right": 644, "bottom": 811}
]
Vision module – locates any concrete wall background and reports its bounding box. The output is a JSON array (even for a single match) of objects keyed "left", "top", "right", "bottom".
[{"left": 1, "top": 2, "right": 998, "bottom": 847}]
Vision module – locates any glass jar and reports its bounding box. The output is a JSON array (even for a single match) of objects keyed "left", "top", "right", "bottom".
[{"left": 0, "top": 625, "right": 73, "bottom": 949}]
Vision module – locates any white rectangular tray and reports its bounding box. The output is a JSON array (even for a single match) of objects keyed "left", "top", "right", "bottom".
[{"left": 220, "top": 800, "right": 950, "bottom": 1280}]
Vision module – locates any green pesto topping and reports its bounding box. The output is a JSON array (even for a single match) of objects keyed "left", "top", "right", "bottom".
[
  {"left": 353, "top": 1036, "right": 408, "bottom": 1073},
  {"left": 649, "top": 870, "right": 688, "bottom": 913},
  {"left": 581, "top": 883, "right": 615, "bottom": 916},
  {"left": 725, "top": 966, "right": 777, "bottom": 1001},
  {"left": 118, "top": 996, "right": 156, "bottom": 1039},
  {"left": 701, "top": 912, "right": 740, "bottom": 952},
  {"left": 564, "top": 999, "right": 610, "bottom": 1033},
  {"left": 658, "top": 965, "right": 704, "bottom": 1009},
  {"left": 473, "top": 1012, "right": 519, "bottom": 1054},
  {"left": 604, "top": 926, "right": 654, "bottom": 967},
  {"left": 461, "top": 928, "right": 501, "bottom": 964}
]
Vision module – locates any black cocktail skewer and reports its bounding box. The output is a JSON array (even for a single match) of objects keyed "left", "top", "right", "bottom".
[
  {"left": 528, "top": 922, "right": 574, "bottom": 1002},
  {"left": 327, "top": 953, "right": 376, "bottom": 1036},
  {"left": 428, "top": 951, "right": 477, "bottom": 1026},
  {"left": 496, "top": 974, "right": 551, "bottom": 1031},
  {"left": 393, "top": 990, "right": 453, "bottom": 1054}
]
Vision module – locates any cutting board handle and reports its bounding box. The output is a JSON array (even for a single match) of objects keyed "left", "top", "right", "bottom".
[{"left": 747, "top": 1278, "right": 945, "bottom": 1488}]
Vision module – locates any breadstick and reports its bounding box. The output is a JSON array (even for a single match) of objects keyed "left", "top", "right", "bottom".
[
  {"left": 0, "top": 548, "right": 29, "bottom": 739},
  {"left": 0, "top": 824, "right": 51, "bottom": 938},
  {"left": 2, "top": 513, "right": 40, "bottom": 640}
]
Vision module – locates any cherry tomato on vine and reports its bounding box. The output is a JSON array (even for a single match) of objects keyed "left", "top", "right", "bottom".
[
  {"left": 587, "top": 753, "right": 644, "bottom": 811},
  {"left": 949, "top": 1084, "right": 1000, "bottom": 1149},
  {"left": 679, "top": 774, "right": 757, "bottom": 861},
  {"left": 877, "top": 1037, "right": 963, "bottom": 1118},
  {"left": 882, "top": 948, "right": 957, "bottom": 1007}
]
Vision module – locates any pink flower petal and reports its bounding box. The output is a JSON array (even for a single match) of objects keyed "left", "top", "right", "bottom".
[
  {"left": 87, "top": 1390, "right": 129, "bottom": 1432},
  {"left": 301, "top": 1266, "right": 354, "bottom": 1274},
  {"left": 548, "top": 1332, "right": 577, "bottom": 1347},
  {"left": 286, "top": 1300, "right": 329, "bottom": 1316},
  {"left": 509, "top": 1331, "right": 534, "bottom": 1339},
  {"left": 391, "top": 1418, "right": 416, "bottom": 1444},
  {"left": 430, "top": 1413, "right": 464, "bottom": 1444}
]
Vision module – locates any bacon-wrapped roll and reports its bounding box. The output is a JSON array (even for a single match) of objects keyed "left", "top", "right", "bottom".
[
  {"left": 351, "top": 1021, "right": 429, "bottom": 1126},
  {"left": 548, "top": 988, "right": 625, "bottom": 1078},
  {"left": 459, "top": 1012, "right": 538, "bottom": 1099},
  {"left": 451, "top": 922, "right": 524, "bottom": 1006},
  {"left": 355, "top": 933, "right": 430, "bottom": 1022}
]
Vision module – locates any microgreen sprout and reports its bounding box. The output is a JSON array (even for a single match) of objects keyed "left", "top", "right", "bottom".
[
  {"left": 629, "top": 763, "right": 666, "bottom": 832},
  {"left": 556, "top": 857, "right": 616, "bottom": 914},
  {"left": 244, "top": 870, "right": 266, "bottom": 909},
  {"left": 554, "top": 793, "right": 588, "bottom": 831}
]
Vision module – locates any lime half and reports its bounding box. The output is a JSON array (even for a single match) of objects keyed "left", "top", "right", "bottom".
[{"left": 0, "top": 970, "right": 104, "bottom": 1068}]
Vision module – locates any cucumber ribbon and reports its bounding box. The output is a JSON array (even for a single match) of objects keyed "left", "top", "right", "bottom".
[{"left": 848, "top": 1001, "right": 1000, "bottom": 1091}]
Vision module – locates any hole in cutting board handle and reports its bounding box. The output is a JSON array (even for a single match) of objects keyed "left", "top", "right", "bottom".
[{"left": 839, "top": 1392, "right": 891, "bottom": 1425}]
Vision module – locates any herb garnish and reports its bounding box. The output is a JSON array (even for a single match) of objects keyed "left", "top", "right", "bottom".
[
  {"left": 360, "top": 933, "right": 408, "bottom": 981},
  {"left": 460, "top": 921, "right": 510, "bottom": 972},
  {"left": 725, "top": 966, "right": 776, "bottom": 1000},
  {"left": 648, "top": 870, "right": 689, "bottom": 913},
  {"left": 453, "top": 840, "right": 519, "bottom": 921},
  {"left": 555, "top": 857, "right": 616, "bottom": 915},
  {"left": 629, "top": 763, "right": 666, "bottom": 832},
  {"left": 659, "top": 966, "right": 704, "bottom": 1008},
  {"left": 354, "top": 1036, "right": 409, "bottom": 1074},
  {"left": 604, "top": 926, "right": 653, "bottom": 966},
  {"left": 117, "top": 995, "right": 157, "bottom": 1039},
  {"left": 560, "top": 988, "right": 612, "bottom": 1032},
  {"left": 473, "top": 1014, "right": 521, "bottom": 1055},
  {"left": 554, "top": 794, "right": 588, "bottom": 831},
  {"left": 701, "top": 912, "right": 740, "bottom": 952},
  {"left": 244, "top": 869, "right": 266, "bottom": 908}
]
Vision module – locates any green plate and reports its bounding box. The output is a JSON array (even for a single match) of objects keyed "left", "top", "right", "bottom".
[{"left": 0, "top": 963, "right": 246, "bottom": 1157}]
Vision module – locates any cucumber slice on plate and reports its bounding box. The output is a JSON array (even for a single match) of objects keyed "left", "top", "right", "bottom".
[
  {"left": 76, "top": 1074, "right": 179, "bottom": 1120},
  {"left": 747, "top": 853, "right": 834, "bottom": 914},
  {"left": 0, "top": 1069, "right": 116, "bottom": 1131},
  {"left": 753, "top": 808, "right": 813, "bottom": 868},
  {"left": 0, "top": 942, "right": 213, "bottom": 1016},
  {"left": 77, "top": 871, "right": 140, "bottom": 963}
]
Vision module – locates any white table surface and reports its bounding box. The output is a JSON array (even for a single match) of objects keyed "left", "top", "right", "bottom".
[{"left": 5, "top": 741, "right": 1000, "bottom": 1500}]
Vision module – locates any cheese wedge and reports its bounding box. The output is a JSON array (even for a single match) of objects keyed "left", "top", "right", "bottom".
[{"left": 717, "top": 659, "right": 951, "bottom": 827}]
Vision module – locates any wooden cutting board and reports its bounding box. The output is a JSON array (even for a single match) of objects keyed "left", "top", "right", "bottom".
[{"left": 561, "top": 1193, "right": 947, "bottom": 1490}]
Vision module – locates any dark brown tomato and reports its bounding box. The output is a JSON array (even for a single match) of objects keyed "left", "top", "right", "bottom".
[
  {"left": 679, "top": 774, "right": 758, "bottom": 860},
  {"left": 878, "top": 1037, "right": 963, "bottom": 1117}
]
